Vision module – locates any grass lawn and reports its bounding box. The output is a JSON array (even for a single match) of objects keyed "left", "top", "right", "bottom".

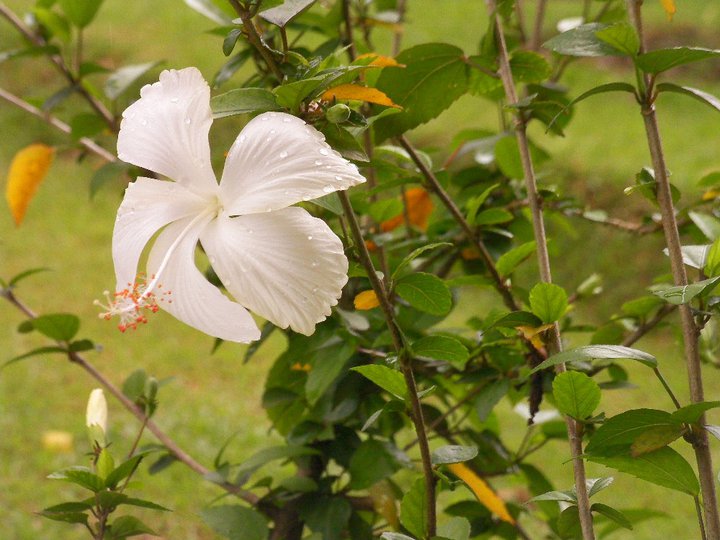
[{"left": 1, "top": 0, "right": 720, "bottom": 538}]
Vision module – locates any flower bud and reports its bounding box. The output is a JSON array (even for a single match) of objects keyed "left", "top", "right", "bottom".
[
  {"left": 86, "top": 388, "right": 108, "bottom": 445},
  {"left": 326, "top": 103, "right": 351, "bottom": 124}
]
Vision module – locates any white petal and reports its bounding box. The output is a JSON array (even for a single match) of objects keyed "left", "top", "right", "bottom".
[
  {"left": 113, "top": 177, "right": 208, "bottom": 290},
  {"left": 147, "top": 217, "right": 260, "bottom": 343},
  {"left": 201, "top": 207, "right": 348, "bottom": 335},
  {"left": 117, "top": 67, "right": 218, "bottom": 196},
  {"left": 219, "top": 112, "right": 366, "bottom": 215}
]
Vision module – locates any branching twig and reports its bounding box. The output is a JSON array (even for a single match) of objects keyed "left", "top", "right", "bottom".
[
  {"left": 0, "top": 87, "right": 117, "bottom": 163},
  {"left": 484, "top": 2, "right": 596, "bottom": 538},
  {"left": 338, "top": 191, "right": 437, "bottom": 538},
  {"left": 625, "top": 3, "right": 720, "bottom": 536},
  {"left": 229, "top": 2, "right": 284, "bottom": 82},
  {"left": 0, "top": 1, "right": 115, "bottom": 129}
]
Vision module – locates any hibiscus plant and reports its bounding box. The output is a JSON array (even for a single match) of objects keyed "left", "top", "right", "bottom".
[{"left": 2, "top": 0, "right": 720, "bottom": 539}]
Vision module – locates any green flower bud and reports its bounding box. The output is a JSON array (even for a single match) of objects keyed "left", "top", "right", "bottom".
[{"left": 326, "top": 103, "right": 351, "bottom": 124}]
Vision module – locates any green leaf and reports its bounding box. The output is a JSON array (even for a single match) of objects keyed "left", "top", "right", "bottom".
[
  {"left": 705, "top": 239, "right": 720, "bottom": 277},
  {"left": 395, "top": 273, "right": 452, "bottom": 316},
  {"left": 373, "top": 43, "right": 470, "bottom": 141},
  {"left": 33, "top": 8, "right": 71, "bottom": 42},
  {"left": 48, "top": 466, "right": 104, "bottom": 492},
  {"left": 552, "top": 371, "right": 601, "bottom": 420},
  {"left": 496, "top": 241, "right": 536, "bottom": 277},
  {"left": 381, "top": 534, "right": 416, "bottom": 540},
  {"left": 585, "top": 409, "right": 676, "bottom": 454},
  {"left": 122, "top": 369, "right": 148, "bottom": 402},
  {"left": 586, "top": 446, "right": 699, "bottom": 496},
  {"left": 349, "top": 439, "right": 404, "bottom": 489},
  {"left": 436, "top": 516, "right": 471, "bottom": 540},
  {"left": 557, "top": 506, "right": 582, "bottom": 539},
  {"left": 7, "top": 267, "right": 50, "bottom": 287},
  {"left": 630, "top": 424, "right": 684, "bottom": 456},
  {"left": 222, "top": 28, "right": 243, "bottom": 56},
  {"left": 671, "top": 401, "right": 720, "bottom": 424},
  {"left": 90, "top": 162, "right": 129, "bottom": 199},
  {"left": 105, "top": 454, "right": 144, "bottom": 489},
  {"left": 300, "top": 496, "right": 352, "bottom": 540},
  {"left": 431, "top": 445, "right": 478, "bottom": 465},
  {"left": 528, "top": 490, "right": 576, "bottom": 503},
  {"left": 401, "top": 477, "right": 428, "bottom": 539},
  {"left": 104, "top": 62, "right": 159, "bottom": 101},
  {"left": 351, "top": 364, "right": 407, "bottom": 399},
  {"left": 657, "top": 83, "right": 720, "bottom": 115},
  {"left": 260, "top": 0, "right": 316, "bottom": 27},
  {"left": 548, "top": 82, "right": 636, "bottom": 131},
  {"left": 474, "top": 207, "right": 513, "bottom": 226},
  {"left": 370, "top": 199, "right": 404, "bottom": 222},
  {"left": 392, "top": 242, "right": 453, "bottom": 280},
  {"left": 543, "top": 23, "right": 624, "bottom": 57},
  {"left": 474, "top": 379, "right": 509, "bottom": 421},
  {"left": 594, "top": 22, "right": 639, "bottom": 56},
  {"left": 591, "top": 503, "right": 633, "bottom": 530},
  {"left": 465, "top": 183, "right": 499, "bottom": 224},
  {"left": 4, "top": 346, "right": 67, "bottom": 368},
  {"left": 108, "top": 515, "right": 157, "bottom": 539},
  {"left": 96, "top": 448, "right": 115, "bottom": 480},
  {"left": 653, "top": 276, "right": 720, "bottom": 305},
  {"left": 41, "top": 501, "right": 92, "bottom": 514},
  {"left": 235, "top": 445, "right": 319, "bottom": 479},
  {"left": 412, "top": 335, "right": 469, "bottom": 368},
  {"left": 587, "top": 477, "right": 615, "bottom": 498},
  {"left": 689, "top": 210, "right": 720, "bottom": 241},
  {"left": 201, "top": 505, "right": 268, "bottom": 540},
  {"left": 59, "top": 0, "right": 103, "bottom": 28},
  {"left": 70, "top": 113, "right": 106, "bottom": 141},
  {"left": 40, "top": 510, "right": 89, "bottom": 524},
  {"left": 183, "top": 0, "right": 233, "bottom": 24},
  {"left": 490, "top": 310, "right": 542, "bottom": 328},
  {"left": 306, "top": 340, "right": 354, "bottom": 405},
  {"left": 30, "top": 313, "right": 80, "bottom": 341},
  {"left": 529, "top": 282, "right": 568, "bottom": 323},
  {"left": 530, "top": 345, "right": 657, "bottom": 373},
  {"left": 509, "top": 50, "right": 551, "bottom": 82},
  {"left": 273, "top": 75, "right": 326, "bottom": 111},
  {"left": 494, "top": 135, "right": 548, "bottom": 179},
  {"left": 636, "top": 47, "right": 720, "bottom": 75},
  {"left": 320, "top": 124, "right": 369, "bottom": 162},
  {"left": 211, "top": 88, "right": 281, "bottom": 118}
]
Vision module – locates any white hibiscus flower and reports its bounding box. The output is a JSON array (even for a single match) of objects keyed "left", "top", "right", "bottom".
[{"left": 96, "top": 67, "right": 365, "bottom": 342}]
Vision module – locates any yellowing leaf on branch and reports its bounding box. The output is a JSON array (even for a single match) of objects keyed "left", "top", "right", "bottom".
[
  {"left": 321, "top": 84, "right": 401, "bottom": 108},
  {"left": 356, "top": 53, "right": 404, "bottom": 68},
  {"left": 447, "top": 462, "right": 515, "bottom": 525},
  {"left": 354, "top": 290, "right": 380, "bottom": 310},
  {"left": 381, "top": 187, "right": 433, "bottom": 232},
  {"left": 660, "top": 0, "right": 676, "bottom": 20},
  {"left": 5, "top": 143, "right": 55, "bottom": 226}
]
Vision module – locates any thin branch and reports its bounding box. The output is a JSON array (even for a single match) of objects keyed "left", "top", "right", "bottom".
[
  {"left": 622, "top": 303, "right": 675, "bottom": 347},
  {"left": 1, "top": 288, "right": 260, "bottom": 507},
  {"left": 530, "top": 0, "right": 547, "bottom": 51},
  {"left": 396, "top": 135, "right": 518, "bottom": 312},
  {"left": 338, "top": 191, "right": 437, "bottom": 538},
  {"left": 392, "top": 0, "right": 408, "bottom": 56},
  {"left": 230, "top": 3, "right": 284, "bottom": 82},
  {"left": 341, "top": 0, "right": 358, "bottom": 61},
  {"left": 0, "top": 1, "right": 115, "bottom": 129},
  {"left": 626, "top": 3, "right": 720, "bottom": 536},
  {"left": 485, "top": 2, "right": 596, "bottom": 538},
  {"left": 0, "top": 87, "right": 117, "bottom": 163}
]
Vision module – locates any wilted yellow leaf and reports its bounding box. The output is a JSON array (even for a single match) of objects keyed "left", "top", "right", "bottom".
[
  {"left": 381, "top": 188, "right": 434, "bottom": 232},
  {"left": 357, "top": 53, "right": 404, "bottom": 68},
  {"left": 516, "top": 323, "right": 554, "bottom": 351},
  {"left": 354, "top": 290, "right": 380, "bottom": 310},
  {"left": 5, "top": 143, "right": 54, "bottom": 226},
  {"left": 42, "top": 430, "right": 74, "bottom": 453},
  {"left": 368, "top": 481, "right": 399, "bottom": 528},
  {"left": 447, "top": 462, "right": 516, "bottom": 525},
  {"left": 660, "top": 0, "right": 676, "bottom": 20},
  {"left": 321, "top": 84, "right": 401, "bottom": 108}
]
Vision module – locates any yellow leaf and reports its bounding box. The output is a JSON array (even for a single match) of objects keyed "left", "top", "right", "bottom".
[
  {"left": 321, "top": 84, "right": 401, "bottom": 108},
  {"left": 381, "top": 188, "right": 434, "bottom": 232},
  {"left": 447, "top": 462, "right": 516, "bottom": 525},
  {"left": 702, "top": 190, "right": 719, "bottom": 201},
  {"left": 660, "top": 0, "right": 676, "bottom": 20},
  {"left": 356, "top": 53, "right": 404, "bottom": 68},
  {"left": 354, "top": 290, "right": 380, "bottom": 310},
  {"left": 516, "top": 323, "right": 554, "bottom": 351},
  {"left": 5, "top": 143, "right": 54, "bottom": 226},
  {"left": 368, "top": 481, "right": 399, "bottom": 528}
]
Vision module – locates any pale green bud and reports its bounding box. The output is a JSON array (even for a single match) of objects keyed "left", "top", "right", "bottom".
[
  {"left": 326, "top": 103, "right": 351, "bottom": 124},
  {"left": 86, "top": 388, "right": 108, "bottom": 445}
]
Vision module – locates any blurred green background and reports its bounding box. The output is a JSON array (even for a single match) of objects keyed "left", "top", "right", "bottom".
[{"left": 1, "top": 0, "right": 720, "bottom": 538}]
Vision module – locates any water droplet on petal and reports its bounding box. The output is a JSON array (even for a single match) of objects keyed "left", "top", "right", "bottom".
[
  {"left": 246, "top": 228, "right": 253, "bottom": 234},
  {"left": 266, "top": 137, "right": 273, "bottom": 142},
  {"left": 282, "top": 117, "right": 292, "bottom": 123},
  {"left": 210, "top": 256, "right": 217, "bottom": 264},
  {"left": 302, "top": 194, "right": 311, "bottom": 201},
  {"left": 270, "top": 129, "right": 276, "bottom": 135},
  {"left": 311, "top": 260, "right": 318, "bottom": 268},
  {"left": 140, "top": 119, "right": 148, "bottom": 126},
  {"left": 266, "top": 206, "right": 272, "bottom": 212},
  {"left": 312, "top": 287, "right": 318, "bottom": 293},
  {"left": 322, "top": 185, "right": 334, "bottom": 193},
  {"left": 239, "top": 135, "right": 246, "bottom": 143},
  {"left": 307, "top": 235, "right": 313, "bottom": 240},
  {"left": 170, "top": 97, "right": 179, "bottom": 103},
  {"left": 314, "top": 160, "right": 323, "bottom": 166},
  {"left": 279, "top": 151, "right": 288, "bottom": 159},
  {"left": 334, "top": 175, "right": 343, "bottom": 181},
  {"left": 319, "top": 148, "right": 329, "bottom": 156},
  {"left": 184, "top": 117, "right": 191, "bottom": 125}
]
